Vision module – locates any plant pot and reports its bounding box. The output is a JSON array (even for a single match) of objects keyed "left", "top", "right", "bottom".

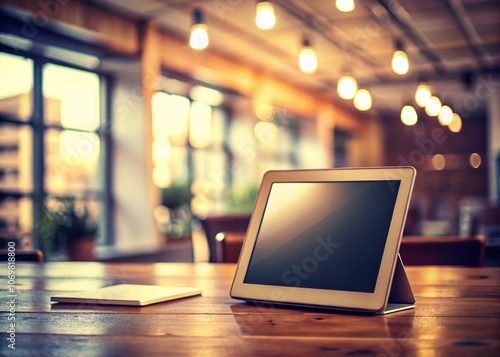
[{"left": 65, "top": 236, "right": 96, "bottom": 261}]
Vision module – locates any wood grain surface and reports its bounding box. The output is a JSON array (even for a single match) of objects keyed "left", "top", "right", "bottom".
[{"left": 1, "top": 263, "right": 499, "bottom": 356}]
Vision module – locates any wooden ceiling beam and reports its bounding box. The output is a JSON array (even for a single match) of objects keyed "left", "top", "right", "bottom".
[
  {"left": 0, "top": 0, "right": 139, "bottom": 55},
  {"left": 155, "top": 25, "right": 364, "bottom": 131}
]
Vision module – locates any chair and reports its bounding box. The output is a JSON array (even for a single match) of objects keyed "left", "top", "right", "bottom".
[
  {"left": 470, "top": 206, "right": 500, "bottom": 245},
  {"left": 215, "top": 232, "right": 246, "bottom": 263},
  {"left": 399, "top": 236, "right": 486, "bottom": 267},
  {"left": 214, "top": 233, "right": 486, "bottom": 267},
  {"left": 199, "top": 214, "right": 251, "bottom": 263},
  {"left": 0, "top": 249, "right": 44, "bottom": 263}
]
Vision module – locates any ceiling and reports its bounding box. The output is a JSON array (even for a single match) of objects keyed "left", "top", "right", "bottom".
[{"left": 89, "top": 0, "right": 500, "bottom": 119}]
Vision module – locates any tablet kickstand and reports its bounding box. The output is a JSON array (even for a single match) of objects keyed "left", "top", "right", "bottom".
[{"left": 380, "top": 254, "right": 416, "bottom": 314}]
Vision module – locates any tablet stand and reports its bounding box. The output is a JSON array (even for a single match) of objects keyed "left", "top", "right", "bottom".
[{"left": 380, "top": 254, "right": 416, "bottom": 314}]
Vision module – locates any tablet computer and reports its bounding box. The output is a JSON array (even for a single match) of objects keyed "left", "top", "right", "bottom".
[{"left": 230, "top": 167, "right": 416, "bottom": 314}]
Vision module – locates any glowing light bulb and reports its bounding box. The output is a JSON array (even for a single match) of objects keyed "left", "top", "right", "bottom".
[
  {"left": 469, "top": 153, "right": 481, "bottom": 168},
  {"left": 256, "top": 1, "right": 275, "bottom": 30},
  {"left": 391, "top": 50, "right": 409, "bottom": 75},
  {"left": 432, "top": 154, "right": 446, "bottom": 170},
  {"left": 255, "top": 103, "right": 275, "bottom": 121},
  {"left": 415, "top": 84, "right": 431, "bottom": 107},
  {"left": 190, "top": 24, "right": 208, "bottom": 50},
  {"left": 449, "top": 113, "right": 462, "bottom": 133},
  {"left": 425, "top": 96, "right": 441, "bottom": 117},
  {"left": 190, "top": 9, "right": 208, "bottom": 50},
  {"left": 337, "top": 75, "right": 357, "bottom": 100},
  {"left": 438, "top": 105, "right": 453, "bottom": 125},
  {"left": 401, "top": 105, "right": 418, "bottom": 126},
  {"left": 336, "top": 0, "right": 355, "bottom": 12},
  {"left": 353, "top": 89, "right": 371, "bottom": 111},
  {"left": 299, "top": 46, "right": 317, "bottom": 74}
]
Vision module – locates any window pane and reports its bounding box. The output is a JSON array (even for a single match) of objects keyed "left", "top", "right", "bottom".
[
  {"left": 152, "top": 92, "right": 190, "bottom": 144},
  {"left": 152, "top": 92, "right": 171, "bottom": 139},
  {"left": 0, "top": 52, "right": 33, "bottom": 121},
  {"left": 190, "top": 101, "right": 212, "bottom": 149},
  {"left": 45, "top": 129, "right": 101, "bottom": 193},
  {"left": 212, "top": 108, "right": 226, "bottom": 148},
  {"left": 0, "top": 123, "right": 33, "bottom": 191},
  {"left": 169, "top": 146, "right": 189, "bottom": 183},
  {"left": 192, "top": 150, "right": 227, "bottom": 184},
  {"left": 152, "top": 145, "right": 188, "bottom": 188},
  {"left": 43, "top": 64, "right": 100, "bottom": 130},
  {"left": 191, "top": 149, "right": 227, "bottom": 214},
  {"left": 0, "top": 196, "right": 32, "bottom": 248}
]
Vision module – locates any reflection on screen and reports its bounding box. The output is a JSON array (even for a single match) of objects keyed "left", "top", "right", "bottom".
[{"left": 244, "top": 181, "right": 401, "bottom": 293}]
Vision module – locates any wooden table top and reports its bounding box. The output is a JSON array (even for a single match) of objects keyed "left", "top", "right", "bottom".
[{"left": 2, "top": 262, "right": 500, "bottom": 356}]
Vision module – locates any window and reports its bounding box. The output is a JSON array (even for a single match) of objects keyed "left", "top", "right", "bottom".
[
  {"left": 0, "top": 50, "right": 109, "bottom": 252},
  {"left": 43, "top": 64, "right": 102, "bottom": 194},
  {"left": 0, "top": 52, "right": 34, "bottom": 248},
  {"left": 152, "top": 80, "right": 324, "bottom": 241},
  {"left": 229, "top": 105, "right": 300, "bottom": 190},
  {"left": 152, "top": 91, "right": 229, "bottom": 221}
]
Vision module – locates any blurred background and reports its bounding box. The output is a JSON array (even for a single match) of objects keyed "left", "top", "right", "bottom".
[{"left": 0, "top": 0, "right": 499, "bottom": 262}]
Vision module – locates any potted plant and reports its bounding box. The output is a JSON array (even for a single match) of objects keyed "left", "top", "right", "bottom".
[
  {"left": 37, "top": 196, "right": 98, "bottom": 261},
  {"left": 228, "top": 184, "right": 259, "bottom": 213},
  {"left": 160, "top": 182, "right": 193, "bottom": 239}
]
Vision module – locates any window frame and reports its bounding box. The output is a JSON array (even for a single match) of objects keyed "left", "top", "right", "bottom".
[{"left": 0, "top": 45, "right": 114, "bottom": 247}]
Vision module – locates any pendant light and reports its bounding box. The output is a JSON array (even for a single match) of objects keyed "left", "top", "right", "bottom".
[
  {"left": 425, "top": 96, "right": 441, "bottom": 117},
  {"left": 299, "top": 38, "right": 317, "bottom": 74},
  {"left": 336, "top": 0, "right": 355, "bottom": 12},
  {"left": 337, "top": 74, "right": 358, "bottom": 100},
  {"left": 190, "top": 8, "right": 209, "bottom": 50},
  {"left": 391, "top": 39, "right": 409, "bottom": 75},
  {"left": 469, "top": 153, "right": 481, "bottom": 168},
  {"left": 415, "top": 81, "right": 431, "bottom": 107},
  {"left": 256, "top": 1, "right": 276, "bottom": 30},
  {"left": 448, "top": 113, "right": 462, "bottom": 133},
  {"left": 438, "top": 105, "right": 453, "bottom": 125},
  {"left": 401, "top": 104, "right": 418, "bottom": 126},
  {"left": 353, "top": 89, "right": 372, "bottom": 111}
]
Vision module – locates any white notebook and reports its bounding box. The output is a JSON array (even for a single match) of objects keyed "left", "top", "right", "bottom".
[{"left": 51, "top": 284, "right": 202, "bottom": 306}]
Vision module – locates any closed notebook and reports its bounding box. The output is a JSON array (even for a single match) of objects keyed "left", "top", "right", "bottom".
[{"left": 51, "top": 284, "right": 202, "bottom": 306}]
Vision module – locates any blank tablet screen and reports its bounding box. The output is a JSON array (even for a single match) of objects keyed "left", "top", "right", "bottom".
[{"left": 243, "top": 181, "right": 401, "bottom": 293}]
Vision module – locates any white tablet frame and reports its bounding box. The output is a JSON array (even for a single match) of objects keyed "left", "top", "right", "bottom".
[{"left": 230, "top": 167, "right": 416, "bottom": 314}]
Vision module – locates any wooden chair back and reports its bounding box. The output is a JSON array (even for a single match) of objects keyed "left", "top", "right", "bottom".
[
  {"left": 214, "top": 233, "right": 486, "bottom": 267},
  {"left": 470, "top": 206, "right": 500, "bottom": 245},
  {"left": 199, "top": 214, "right": 250, "bottom": 263},
  {"left": 400, "top": 236, "right": 486, "bottom": 267},
  {"left": 215, "top": 232, "right": 246, "bottom": 263},
  {"left": 0, "top": 249, "right": 44, "bottom": 263}
]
